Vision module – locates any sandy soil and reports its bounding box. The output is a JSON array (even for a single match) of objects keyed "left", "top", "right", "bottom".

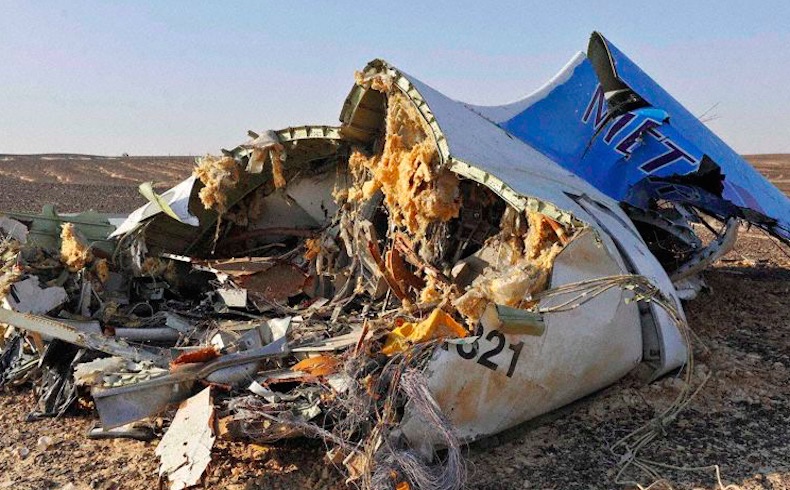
[
  {"left": 0, "top": 154, "right": 193, "bottom": 213},
  {"left": 0, "top": 154, "right": 788, "bottom": 490},
  {"left": 743, "top": 155, "right": 790, "bottom": 196}
]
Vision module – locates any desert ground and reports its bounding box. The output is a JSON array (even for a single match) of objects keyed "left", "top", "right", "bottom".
[{"left": 0, "top": 154, "right": 788, "bottom": 490}]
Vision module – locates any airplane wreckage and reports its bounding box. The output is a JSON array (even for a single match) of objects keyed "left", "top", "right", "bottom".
[{"left": 1, "top": 32, "right": 788, "bottom": 489}]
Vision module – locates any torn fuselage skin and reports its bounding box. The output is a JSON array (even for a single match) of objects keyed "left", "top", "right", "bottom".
[{"left": 344, "top": 63, "right": 668, "bottom": 446}]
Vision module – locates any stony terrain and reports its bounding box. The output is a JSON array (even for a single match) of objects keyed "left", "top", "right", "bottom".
[{"left": 0, "top": 154, "right": 788, "bottom": 490}]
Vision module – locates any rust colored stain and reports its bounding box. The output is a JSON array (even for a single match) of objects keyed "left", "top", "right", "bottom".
[
  {"left": 238, "top": 262, "right": 307, "bottom": 302},
  {"left": 386, "top": 248, "right": 425, "bottom": 294},
  {"left": 171, "top": 346, "right": 220, "bottom": 366},
  {"left": 367, "top": 240, "right": 407, "bottom": 301}
]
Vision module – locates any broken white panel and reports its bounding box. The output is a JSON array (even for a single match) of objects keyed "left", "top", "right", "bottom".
[
  {"left": 248, "top": 380, "right": 278, "bottom": 399},
  {"left": 110, "top": 176, "right": 199, "bottom": 238},
  {"left": 573, "top": 195, "right": 687, "bottom": 378},
  {"left": 217, "top": 287, "right": 248, "bottom": 308},
  {"left": 210, "top": 331, "right": 237, "bottom": 351},
  {"left": 326, "top": 373, "right": 353, "bottom": 394},
  {"left": 2, "top": 276, "right": 67, "bottom": 314},
  {"left": 247, "top": 189, "right": 320, "bottom": 232},
  {"left": 0, "top": 216, "right": 29, "bottom": 243},
  {"left": 401, "top": 230, "right": 643, "bottom": 446},
  {"left": 107, "top": 216, "right": 128, "bottom": 229},
  {"left": 156, "top": 387, "right": 216, "bottom": 490},
  {"left": 267, "top": 317, "right": 292, "bottom": 342},
  {"left": 284, "top": 171, "right": 340, "bottom": 225}
]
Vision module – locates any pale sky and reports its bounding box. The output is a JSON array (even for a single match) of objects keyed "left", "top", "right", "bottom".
[{"left": 1, "top": 1, "right": 789, "bottom": 156}]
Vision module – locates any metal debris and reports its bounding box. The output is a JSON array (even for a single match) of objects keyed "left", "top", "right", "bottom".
[
  {"left": 1, "top": 31, "right": 787, "bottom": 490},
  {"left": 155, "top": 387, "right": 216, "bottom": 490},
  {"left": 2, "top": 276, "right": 67, "bottom": 314}
]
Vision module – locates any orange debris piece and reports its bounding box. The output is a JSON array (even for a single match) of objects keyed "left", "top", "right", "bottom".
[
  {"left": 381, "top": 308, "right": 467, "bottom": 356},
  {"left": 292, "top": 355, "right": 341, "bottom": 377}
]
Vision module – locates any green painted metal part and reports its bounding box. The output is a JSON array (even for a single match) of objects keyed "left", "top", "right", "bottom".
[
  {"left": 5, "top": 205, "right": 119, "bottom": 254},
  {"left": 494, "top": 304, "right": 546, "bottom": 336}
]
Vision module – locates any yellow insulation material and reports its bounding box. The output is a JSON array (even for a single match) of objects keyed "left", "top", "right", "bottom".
[
  {"left": 193, "top": 155, "right": 241, "bottom": 214},
  {"left": 0, "top": 238, "right": 22, "bottom": 297},
  {"left": 140, "top": 257, "right": 179, "bottom": 285},
  {"left": 381, "top": 308, "right": 467, "bottom": 356},
  {"left": 303, "top": 237, "right": 322, "bottom": 261},
  {"left": 354, "top": 71, "right": 393, "bottom": 93},
  {"left": 525, "top": 211, "right": 560, "bottom": 259},
  {"left": 0, "top": 267, "right": 22, "bottom": 298},
  {"left": 60, "top": 223, "right": 93, "bottom": 272},
  {"left": 349, "top": 92, "right": 460, "bottom": 237},
  {"left": 249, "top": 140, "right": 286, "bottom": 189},
  {"left": 418, "top": 274, "right": 448, "bottom": 305},
  {"left": 453, "top": 211, "right": 565, "bottom": 322},
  {"left": 94, "top": 258, "right": 110, "bottom": 284},
  {"left": 272, "top": 156, "right": 286, "bottom": 189}
]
